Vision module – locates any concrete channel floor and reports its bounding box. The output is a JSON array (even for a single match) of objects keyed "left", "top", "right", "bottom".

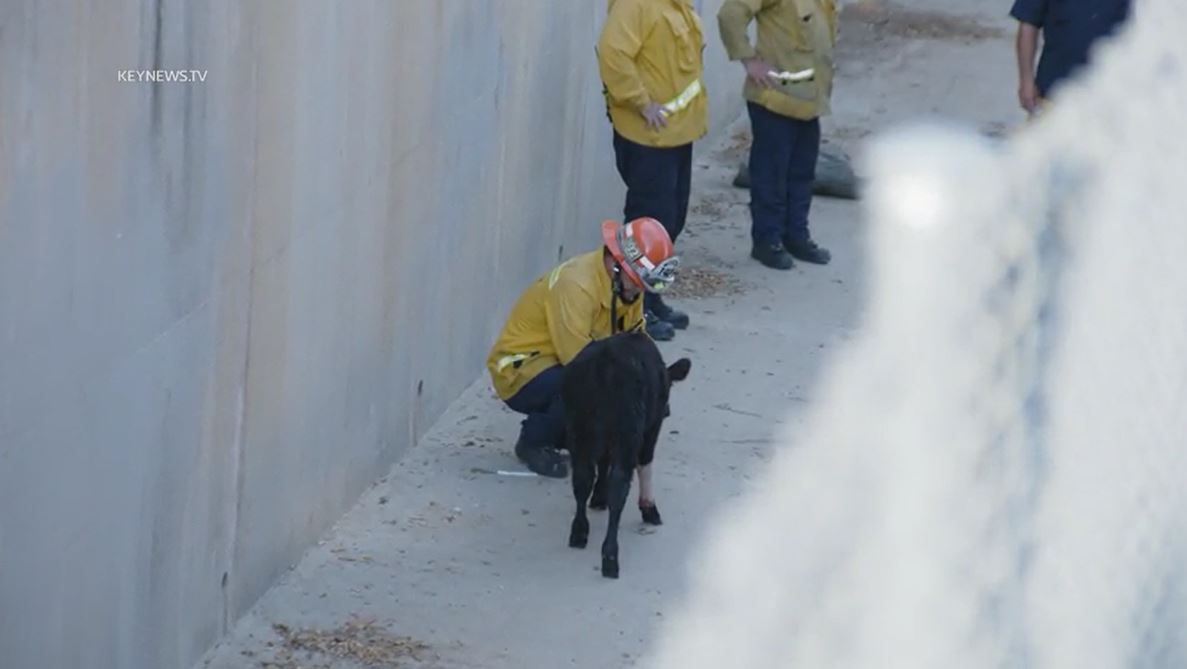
[{"left": 199, "top": 3, "right": 1018, "bottom": 667}]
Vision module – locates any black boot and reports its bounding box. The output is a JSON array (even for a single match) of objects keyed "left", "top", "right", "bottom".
[
  {"left": 649, "top": 294, "right": 690, "bottom": 330},
  {"left": 784, "top": 237, "right": 831, "bottom": 265},
  {"left": 644, "top": 310, "right": 676, "bottom": 341},
  {"left": 751, "top": 242, "right": 795, "bottom": 270},
  {"left": 514, "top": 437, "right": 568, "bottom": 478}
]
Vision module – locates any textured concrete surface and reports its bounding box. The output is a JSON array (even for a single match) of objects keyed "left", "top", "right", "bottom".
[
  {"left": 0, "top": 2, "right": 744, "bottom": 668},
  {"left": 193, "top": 3, "right": 1023, "bottom": 668}
]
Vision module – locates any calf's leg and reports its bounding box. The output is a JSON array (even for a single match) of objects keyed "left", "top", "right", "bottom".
[
  {"left": 601, "top": 463, "right": 633, "bottom": 578},
  {"left": 590, "top": 453, "right": 611, "bottom": 510},
  {"left": 638, "top": 423, "right": 663, "bottom": 525},
  {"left": 637, "top": 464, "right": 662, "bottom": 526},
  {"left": 569, "top": 448, "right": 594, "bottom": 549}
]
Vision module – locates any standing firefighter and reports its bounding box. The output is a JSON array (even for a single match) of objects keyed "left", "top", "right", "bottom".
[
  {"left": 597, "top": 0, "right": 708, "bottom": 341},
  {"left": 486, "top": 218, "right": 679, "bottom": 478},
  {"left": 1011, "top": 0, "right": 1131, "bottom": 116},
  {"left": 718, "top": 0, "right": 837, "bottom": 270}
]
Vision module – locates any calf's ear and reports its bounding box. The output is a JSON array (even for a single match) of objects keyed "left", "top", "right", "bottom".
[{"left": 667, "top": 358, "right": 691, "bottom": 382}]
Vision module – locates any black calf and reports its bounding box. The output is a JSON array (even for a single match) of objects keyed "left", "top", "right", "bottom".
[{"left": 561, "top": 331, "right": 691, "bottom": 579}]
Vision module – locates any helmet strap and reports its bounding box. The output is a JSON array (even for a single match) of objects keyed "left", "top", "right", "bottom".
[{"left": 611, "top": 270, "right": 621, "bottom": 334}]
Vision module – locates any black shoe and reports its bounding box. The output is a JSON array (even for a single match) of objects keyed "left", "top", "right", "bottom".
[
  {"left": 650, "top": 295, "right": 690, "bottom": 330},
  {"left": 751, "top": 243, "right": 795, "bottom": 270},
  {"left": 644, "top": 311, "right": 676, "bottom": 341},
  {"left": 514, "top": 438, "right": 568, "bottom": 478},
  {"left": 784, "top": 237, "right": 831, "bottom": 265}
]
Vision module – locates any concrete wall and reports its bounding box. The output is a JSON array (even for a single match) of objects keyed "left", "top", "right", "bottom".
[{"left": 0, "top": 2, "right": 744, "bottom": 668}]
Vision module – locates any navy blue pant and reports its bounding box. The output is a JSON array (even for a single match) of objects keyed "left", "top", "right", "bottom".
[
  {"left": 505, "top": 366, "right": 565, "bottom": 451},
  {"left": 747, "top": 102, "right": 820, "bottom": 246},
  {"left": 613, "top": 131, "right": 692, "bottom": 244},
  {"left": 613, "top": 131, "right": 692, "bottom": 314}
]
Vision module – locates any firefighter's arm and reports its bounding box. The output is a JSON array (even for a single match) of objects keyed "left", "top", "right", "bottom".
[
  {"left": 825, "top": 0, "right": 839, "bottom": 43},
  {"left": 717, "top": 0, "right": 768, "bottom": 61},
  {"left": 597, "top": 0, "right": 652, "bottom": 111},
  {"left": 545, "top": 281, "right": 598, "bottom": 366}
]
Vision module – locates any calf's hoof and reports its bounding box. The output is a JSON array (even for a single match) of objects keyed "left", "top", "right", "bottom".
[
  {"left": 640, "top": 503, "right": 663, "bottom": 526},
  {"left": 590, "top": 491, "right": 608, "bottom": 511},
  {"left": 601, "top": 555, "right": 620, "bottom": 579},
  {"left": 569, "top": 518, "right": 589, "bottom": 549}
]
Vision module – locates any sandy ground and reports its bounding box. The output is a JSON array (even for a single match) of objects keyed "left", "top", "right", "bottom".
[{"left": 198, "top": 2, "right": 1020, "bottom": 668}]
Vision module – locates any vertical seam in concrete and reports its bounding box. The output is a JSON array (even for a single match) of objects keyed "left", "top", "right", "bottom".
[
  {"left": 150, "top": 0, "right": 163, "bottom": 135},
  {"left": 571, "top": 6, "right": 590, "bottom": 244},
  {"left": 570, "top": 1, "right": 595, "bottom": 245},
  {"left": 222, "top": 10, "right": 259, "bottom": 636},
  {"left": 493, "top": 25, "right": 505, "bottom": 286}
]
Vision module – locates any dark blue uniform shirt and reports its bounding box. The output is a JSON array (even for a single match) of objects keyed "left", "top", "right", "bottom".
[{"left": 1010, "top": 0, "right": 1132, "bottom": 97}]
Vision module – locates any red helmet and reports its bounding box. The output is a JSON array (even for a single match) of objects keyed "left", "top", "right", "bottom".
[{"left": 602, "top": 217, "right": 679, "bottom": 293}]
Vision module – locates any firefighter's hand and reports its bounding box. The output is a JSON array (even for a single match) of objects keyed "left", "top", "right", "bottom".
[
  {"left": 1019, "top": 77, "right": 1040, "bottom": 115},
  {"left": 743, "top": 57, "right": 777, "bottom": 89},
  {"left": 641, "top": 102, "right": 668, "bottom": 130}
]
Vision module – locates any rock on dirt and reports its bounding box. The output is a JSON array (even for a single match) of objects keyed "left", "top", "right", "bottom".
[{"left": 732, "top": 150, "right": 860, "bottom": 200}]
